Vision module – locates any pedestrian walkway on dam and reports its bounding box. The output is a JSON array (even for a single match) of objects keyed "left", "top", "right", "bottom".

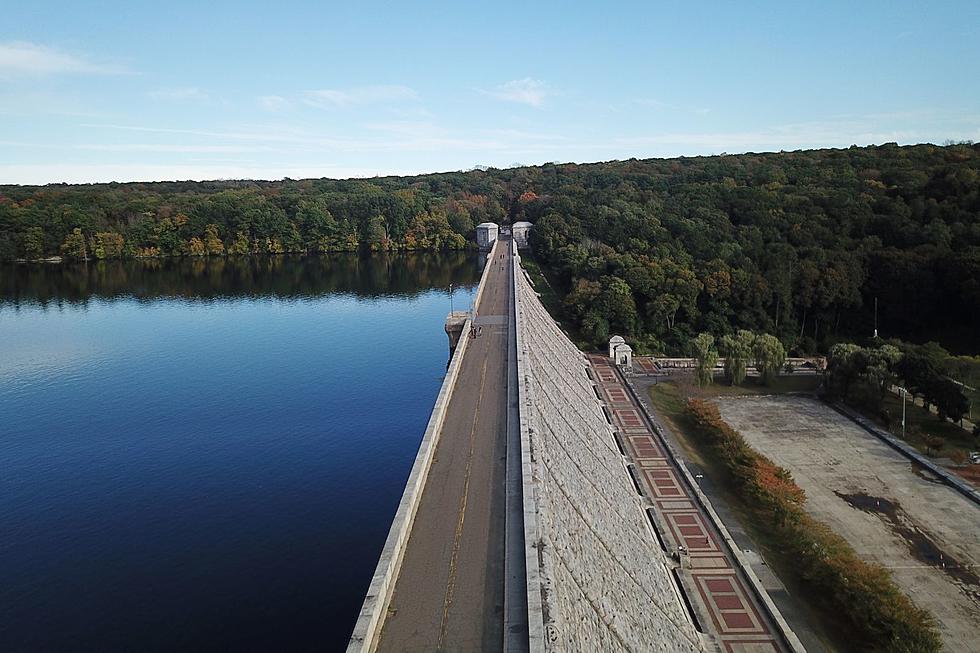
[
  {"left": 374, "top": 239, "right": 512, "bottom": 652},
  {"left": 588, "top": 354, "right": 789, "bottom": 653}
]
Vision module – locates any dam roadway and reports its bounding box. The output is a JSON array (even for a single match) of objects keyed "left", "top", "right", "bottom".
[
  {"left": 376, "top": 239, "right": 512, "bottom": 652},
  {"left": 352, "top": 235, "right": 800, "bottom": 652}
]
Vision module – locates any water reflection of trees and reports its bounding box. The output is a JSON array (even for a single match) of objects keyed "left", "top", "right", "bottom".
[{"left": 0, "top": 252, "right": 482, "bottom": 307}]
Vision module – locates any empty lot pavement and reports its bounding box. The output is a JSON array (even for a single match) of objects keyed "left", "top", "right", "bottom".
[{"left": 716, "top": 395, "right": 980, "bottom": 651}]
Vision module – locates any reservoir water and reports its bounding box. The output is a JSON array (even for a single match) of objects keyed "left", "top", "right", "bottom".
[{"left": 0, "top": 253, "right": 481, "bottom": 652}]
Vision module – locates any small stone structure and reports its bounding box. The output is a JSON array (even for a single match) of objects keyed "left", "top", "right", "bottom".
[
  {"left": 444, "top": 311, "right": 469, "bottom": 355},
  {"left": 614, "top": 343, "right": 632, "bottom": 369},
  {"left": 608, "top": 335, "right": 625, "bottom": 359},
  {"left": 476, "top": 222, "right": 499, "bottom": 250},
  {"left": 512, "top": 221, "right": 533, "bottom": 248},
  {"left": 608, "top": 336, "right": 632, "bottom": 368}
]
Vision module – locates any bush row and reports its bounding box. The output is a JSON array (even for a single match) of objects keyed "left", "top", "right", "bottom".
[{"left": 685, "top": 398, "right": 941, "bottom": 652}]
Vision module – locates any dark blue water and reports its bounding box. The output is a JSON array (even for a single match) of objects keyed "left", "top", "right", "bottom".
[{"left": 0, "top": 254, "right": 480, "bottom": 652}]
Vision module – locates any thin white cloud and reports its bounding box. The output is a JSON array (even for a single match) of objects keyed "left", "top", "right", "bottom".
[
  {"left": 303, "top": 85, "right": 418, "bottom": 108},
  {"left": 0, "top": 41, "right": 128, "bottom": 77},
  {"left": 635, "top": 98, "right": 711, "bottom": 116},
  {"left": 257, "top": 95, "right": 290, "bottom": 111},
  {"left": 148, "top": 87, "right": 210, "bottom": 102},
  {"left": 0, "top": 90, "right": 107, "bottom": 117},
  {"left": 70, "top": 120, "right": 577, "bottom": 160},
  {"left": 0, "top": 163, "right": 423, "bottom": 185},
  {"left": 614, "top": 119, "right": 941, "bottom": 153},
  {"left": 480, "top": 78, "right": 551, "bottom": 107},
  {"left": 485, "top": 128, "right": 570, "bottom": 142},
  {"left": 635, "top": 98, "right": 678, "bottom": 110},
  {"left": 75, "top": 143, "right": 273, "bottom": 153}
]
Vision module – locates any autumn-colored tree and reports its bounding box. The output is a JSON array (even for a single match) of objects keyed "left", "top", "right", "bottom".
[
  {"left": 228, "top": 231, "right": 250, "bottom": 255},
  {"left": 90, "top": 232, "right": 125, "bottom": 259},
  {"left": 135, "top": 246, "right": 161, "bottom": 257},
  {"left": 264, "top": 237, "right": 285, "bottom": 255},
  {"left": 204, "top": 224, "right": 225, "bottom": 255},
  {"left": 188, "top": 236, "right": 207, "bottom": 256},
  {"left": 60, "top": 228, "right": 88, "bottom": 260}
]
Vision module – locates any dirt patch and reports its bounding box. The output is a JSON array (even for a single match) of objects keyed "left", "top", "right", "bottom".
[
  {"left": 835, "top": 491, "right": 980, "bottom": 596},
  {"left": 909, "top": 461, "right": 945, "bottom": 485}
]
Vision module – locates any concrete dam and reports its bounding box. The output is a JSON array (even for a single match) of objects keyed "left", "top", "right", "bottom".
[{"left": 348, "top": 236, "right": 799, "bottom": 652}]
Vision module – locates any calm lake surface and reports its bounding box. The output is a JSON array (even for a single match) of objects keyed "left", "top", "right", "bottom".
[{"left": 0, "top": 253, "right": 481, "bottom": 652}]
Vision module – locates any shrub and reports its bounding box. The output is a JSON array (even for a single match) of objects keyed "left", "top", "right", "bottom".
[{"left": 686, "top": 399, "right": 941, "bottom": 652}]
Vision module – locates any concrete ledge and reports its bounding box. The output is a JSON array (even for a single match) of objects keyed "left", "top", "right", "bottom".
[
  {"left": 621, "top": 375, "right": 807, "bottom": 653},
  {"left": 832, "top": 401, "right": 980, "bottom": 506},
  {"left": 347, "top": 243, "right": 499, "bottom": 653},
  {"left": 470, "top": 240, "right": 497, "bottom": 315},
  {"left": 513, "top": 242, "right": 547, "bottom": 653},
  {"left": 505, "top": 239, "right": 529, "bottom": 653}
]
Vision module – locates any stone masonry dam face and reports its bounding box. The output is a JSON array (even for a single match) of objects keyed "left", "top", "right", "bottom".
[{"left": 514, "top": 257, "right": 704, "bottom": 653}]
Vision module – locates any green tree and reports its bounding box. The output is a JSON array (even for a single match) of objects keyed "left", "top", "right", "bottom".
[
  {"left": 692, "top": 332, "right": 718, "bottom": 387},
  {"left": 228, "top": 231, "right": 251, "bottom": 255},
  {"left": 860, "top": 344, "right": 902, "bottom": 399},
  {"left": 827, "top": 343, "right": 864, "bottom": 398},
  {"left": 753, "top": 333, "right": 786, "bottom": 386},
  {"left": 928, "top": 378, "right": 970, "bottom": 422},
  {"left": 22, "top": 226, "right": 45, "bottom": 260},
  {"left": 720, "top": 329, "right": 755, "bottom": 385},
  {"left": 365, "top": 214, "right": 391, "bottom": 251}
]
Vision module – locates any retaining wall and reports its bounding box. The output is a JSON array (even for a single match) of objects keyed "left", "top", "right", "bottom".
[{"left": 833, "top": 401, "right": 980, "bottom": 506}]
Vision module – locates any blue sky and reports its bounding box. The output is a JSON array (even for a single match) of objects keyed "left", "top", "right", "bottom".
[{"left": 2, "top": 0, "right": 978, "bottom": 184}]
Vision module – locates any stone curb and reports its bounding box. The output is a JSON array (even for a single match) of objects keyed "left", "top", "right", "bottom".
[
  {"left": 470, "top": 241, "right": 496, "bottom": 315},
  {"left": 346, "top": 244, "right": 498, "bottom": 652},
  {"left": 621, "top": 376, "right": 807, "bottom": 653}
]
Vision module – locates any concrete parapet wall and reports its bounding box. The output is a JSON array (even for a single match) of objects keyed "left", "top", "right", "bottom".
[
  {"left": 470, "top": 240, "right": 498, "bottom": 316},
  {"left": 513, "top": 241, "right": 546, "bottom": 652},
  {"left": 347, "top": 242, "right": 499, "bottom": 653},
  {"left": 643, "top": 357, "right": 825, "bottom": 370},
  {"left": 514, "top": 250, "right": 704, "bottom": 653}
]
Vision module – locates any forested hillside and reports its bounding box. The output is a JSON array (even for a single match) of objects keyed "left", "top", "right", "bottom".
[{"left": 2, "top": 142, "right": 978, "bottom": 353}]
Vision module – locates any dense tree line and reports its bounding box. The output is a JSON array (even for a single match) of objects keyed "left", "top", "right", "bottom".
[
  {"left": 826, "top": 339, "right": 973, "bottom": 428},
  {"left": 2, "top": 142, "right": 978, "bottom": 353},
  {"left": 529, "top": 143, "right": 980, "bottom": 355},
  {"left": 0, "top": 182, "right": 485, "bottom": 262}
]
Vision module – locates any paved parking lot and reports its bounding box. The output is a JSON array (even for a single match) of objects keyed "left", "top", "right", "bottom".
[{"left": 716, "top": 396, "right": 980, "bottom": 651}]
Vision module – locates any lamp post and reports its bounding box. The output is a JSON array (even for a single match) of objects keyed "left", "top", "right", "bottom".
[
  {"left": 449, "top": 283, "right": 454, "bottom": 314},
  {"left": 897, "top": 386, "right": 908, "bottom": 439}
]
